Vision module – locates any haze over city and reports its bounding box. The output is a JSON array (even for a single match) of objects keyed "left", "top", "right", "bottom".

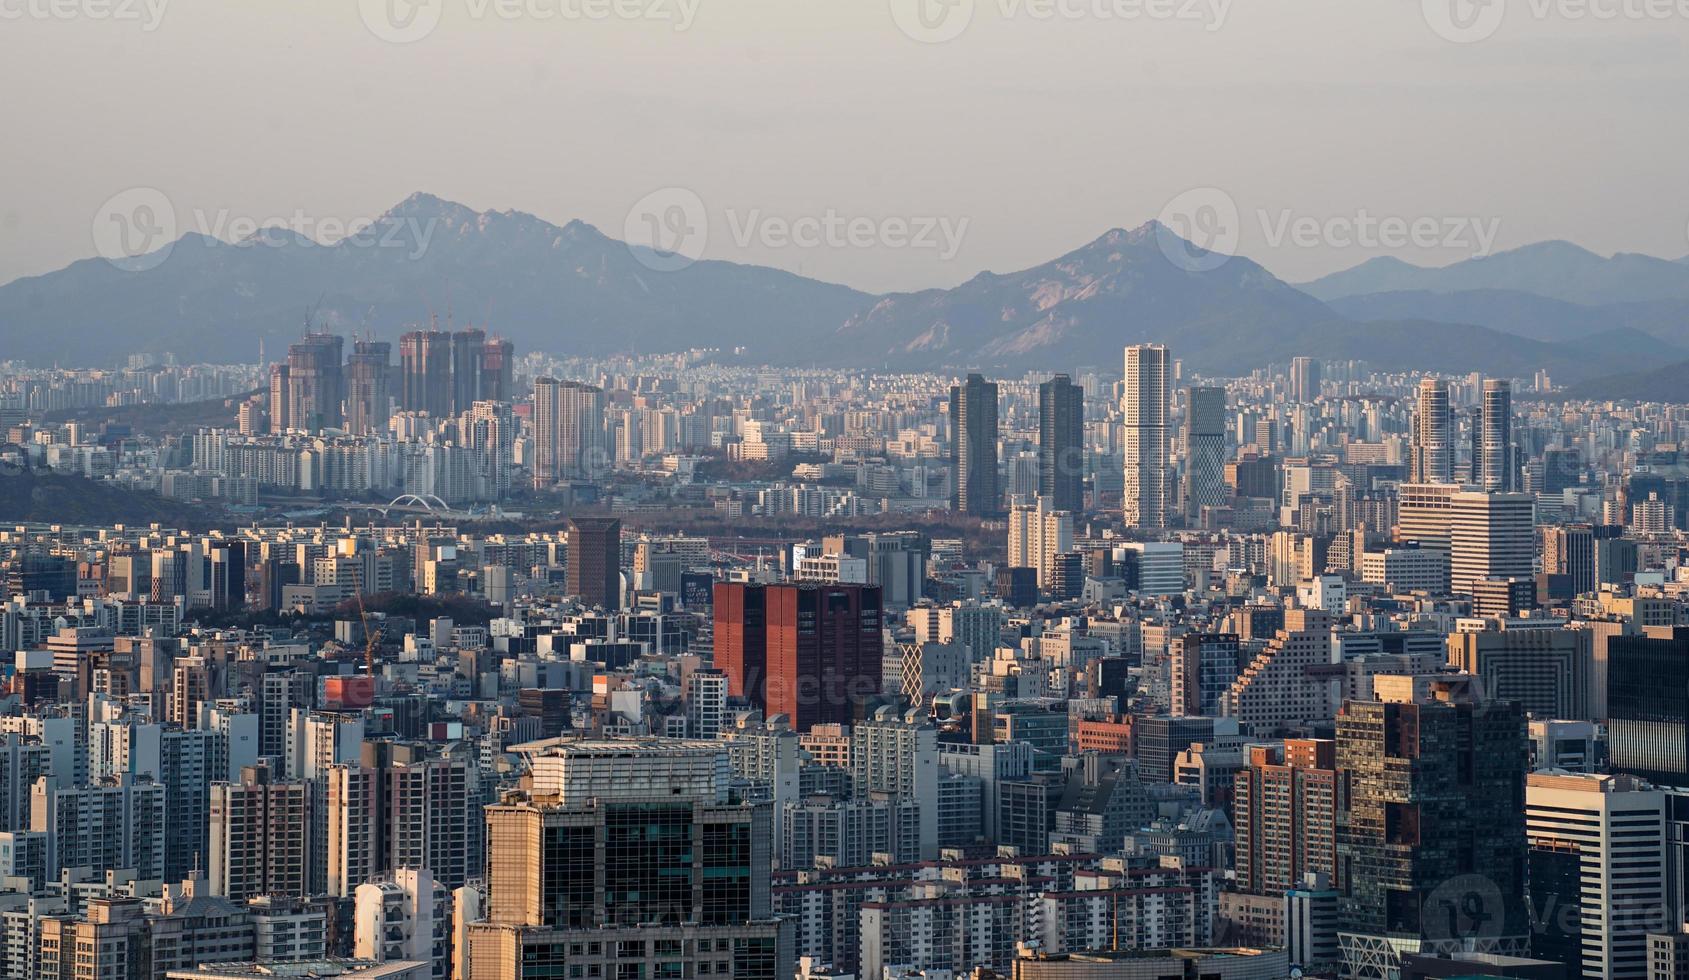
[
  {"left": 2, "top": 0, "right": 1688, "bottom": 293},
  {"left": 6, "top": 4, "right": 1689, "bottom": 980}
]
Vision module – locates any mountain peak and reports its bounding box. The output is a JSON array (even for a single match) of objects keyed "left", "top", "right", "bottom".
[{"left": 380, "top": 192, "right": 482, "bottom": 227}]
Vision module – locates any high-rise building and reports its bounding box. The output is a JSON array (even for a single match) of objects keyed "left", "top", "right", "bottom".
[
  {"left": 1450, "top": 490, "right": 1535, "bottom": 595},
  {"left": 208, "top": 763, "right": 311, "bottom": 901},
  {"left": 714, "top": 582, "right": 768, "bottom": 707},
  {"left": 1123, "top": 344, "right": 1171, "bottom": 529},
  {"left": 326, "top": 762, "right": 380, "bottom": 899},
  {"left": 566, "top": 517, "right": 621, "bottom": 610},
  {"left": 1446, "top": 625, "right": 1588, "bottom": 720},
  {"left": 717, "top": 583, "right": 883, "bottom": 731},
  {"left": 1038, "top": 374, "right": 1084, "bottom": 512},
  {"left": 385, "top": 747, "right": 483, "bottom": 890},
  {"left": 208, "top": 540, "right": 246, "bottom": 609},
  {"left": 480, "top": 336, "right": 515, "bottom": 404},
  {"left": 950, "top": 373, "right": 1000, "bottom": 516},
  {"left": 30, "top": 774, "right": 167, "bottom": 881},
  {"left": 1525, "top": 771, "right": 1665, "bottom": 979},
  {"left": 345, "top": 340, "right": 392, "bottom": 435},
  {"left": 1290, "top": 356, "right": 1321, "bottom": 403},
  {"left": 767, "top": 583, "right": 883, "bottom": 731},
  {"left": 852, "top": 711, "right": 940, "bottom": 859},
  {"left": 1410, "top": 379, "right": 1454, "bottom": 484},
  {"left": 1543, "top": 522, "right": 1598, "bottom": 596},
  {"left": 286, "top": 332, "right": 345, "bottom": 432},
  {"left": 268, "top": 363, "right": 291, "bottom": 433},
  {"left": 1170, "top": 631, "right": 1241, "bottom": 718},
  {"left": 1233, "top": 739, "right": 1338, "bottom": 897},
  {"left": 450, "top": 328, "right": 485, "bottom": 416},
  {"left": 532, "top": 377, "right": 608, "bottom": 486},
  {"left": 1335, "top": 677, "right": 1528, "bottom": 980},
  {"left": 466, "top": 739, "right": 791, "bottom": 980},
  {"left": 400, "top": 329, "right": 452, "bottom": 417},
  {"left": 820, "top": 532, "right": 930, "bottom": 610},
  {"left": 1609, "top": 628, "right": 1689, "bottom": 787},
  {"left": 1481, "top": 379, "right": 1514, "bottom": 491},
  {"left": 1183, "top": 385, "right": 1227, "bottom": 521},
  {"left": 1007, "top": 497, "right": 1073, "bottom": 593},
  {"left": 1396, "top": 485, "right": 1534, "bottom": 595}
]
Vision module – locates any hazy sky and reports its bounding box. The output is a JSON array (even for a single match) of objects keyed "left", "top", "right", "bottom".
[{"left": 1, "top": 0, "right": 1686, "bottom": 294}]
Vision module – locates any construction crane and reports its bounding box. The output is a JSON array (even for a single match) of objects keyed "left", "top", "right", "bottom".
[{"left": 353, "top": 589, "right": 378, "bottom": 676}]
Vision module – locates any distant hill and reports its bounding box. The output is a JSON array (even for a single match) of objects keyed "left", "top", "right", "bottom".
[
  {"left": 819, "top": 223, "right": 1650, "bottom": 378},
  {"left": 0, "top": 194, "right": 1666, "bottom": 380},
  {"left": 1560, "top": 359, "right": 1689, "bottom": 403},
  {"left": 1325, "top": 289, "right": 1689, "bottom": 360},
  {"left": 0, "top": 469, "right": 224, "bottom": 528},
  {"left": 1300, "top": 241, "right": 1689, "bottom": 306},
  {"left": 0, "top": 193, "right": 871, "bottom": 367}
]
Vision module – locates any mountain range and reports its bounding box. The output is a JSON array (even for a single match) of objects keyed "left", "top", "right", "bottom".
[{"left": 3, "top": 193, "right": 1687, "bottom": 388}]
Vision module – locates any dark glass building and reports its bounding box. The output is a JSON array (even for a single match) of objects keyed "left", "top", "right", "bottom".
[
  {"left": 566, "top": 517, "right": 622, "bottom": 611},
  {"left": 1038, "top": 373, "right": 1083, "bottom": 512},
  {"left": 949, "top": 373, "right": 1000, "bottom": 516},
  {"left": 1609, "top": 628, "right": 1689, "bottom": 786},
  {"left": 1335, "top": 679, "right": 1529, "bottom": 979}
]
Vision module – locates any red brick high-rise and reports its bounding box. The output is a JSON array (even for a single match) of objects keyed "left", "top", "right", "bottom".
[
  {"left": 713, "top": 582, "right": 882, "bottom": 731},
  {"left": 713, "top": 582, "right": 767, "bottom": 705},
  {"left": 1232, "top": 738, "right": 1339, "bottom": 896}
]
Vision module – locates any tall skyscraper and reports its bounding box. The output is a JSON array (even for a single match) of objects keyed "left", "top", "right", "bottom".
[
  {"left": 1038, "top": 374, "right": 1083, "bottom": 512},
  {"left": 345, "top": 339, "right": 392, "bottom": 435},
  {"left": 268, "top": 363, "right": 291, "bottom": 433},
  {"left": 467, "top": 739, "right": 790, "bottom": 980},
  {"left": 1411, "top": 379, "right": 1454, "bottom": 484},
  {"left": 450, "top": 328, "right": 486, "bottom": 416},
  {"left": 949, "top": 373, "right": 1000, "bottom": 516},
  {"left": 532, "top": 378, "right": 608, "bottom": 486},
  {"left": 1123, "top": 344, "right": 1171, "bottom": 529},
  {"left": 1335, "top": 677, "right": 1528, "bottom": 980},
  {"left": 564, "top": 517, "right": 621, "bottom": 610},
  {"left": 285, "top": 332, "right": 345, "bottom": 432},
  {"left": 400, "top": 328, "right": 453, "bottom": 417},
  {"left": 1289, "top": 356, "right": 1321, "bottom": 403},
  {"left": 1183, "top": 385, "right": 1227, "bottom": 521},
  {"left": 480, "top": 336, "right": 515, "bottom": 403},
  {"left": 1481, "top": 379, "right": 1514, "bottom": 491}
]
